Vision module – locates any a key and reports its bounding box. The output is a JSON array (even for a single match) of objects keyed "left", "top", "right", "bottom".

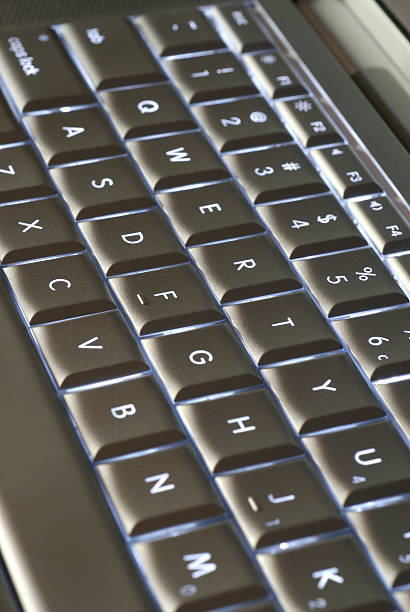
[
  {"left": 349, "top": 499, "right": 410, "bottom": 587},
  {"left": 310, "top": 146, "right": 381, "bottom": 199},
  {"left": 50, "top": 156, "right": 154, "bottom": 220},
  {"left": 244, "top": 51, "right": 307, "bottom": 99},
  {"left": 5, "top": 254, "right": 115, "bottom": 325},
  {"left": 158, "top": 181, "right": 264, "bottom": 246},
  {"left": 276, "top": 98, "right": 342, "bottom": 147},
  {"left": 304, "top": 421, "right": 410, "bottom": 506},
  {"left": 258, "top": 534, "right": 394, "bottom": 612},
  {"left": 217, "top": 458, "right": 344, "bottom": 549},
  {"left": 65, "top": 376, "right": 185, "bottom": 461},
  {"left": 0, "top": 197, "right": 85, "bottom": 264},
  {"left": 100, "top": 84, "right": 197, "bottom": 139},
  {"left": 33, "top": 310, "right": 149, "bottom": 388},
  {"left": 226, "top": 293, "right": 342, "bottom": 366},
  {"left": 110, "top": 263, "right": 223, "bottom": 335},
  {"left": 375, "top": 380, "right": 410, "bottom": 438},
  {"left": 349, "top": 197, "right": 410, "bottom": 255},
  {"left": 212, "top": 5, "right": 269, "bottom": 53},
  {"left": 295, "top": 249, "right": 407, "bottom": 317},
  {"left": 225, "top": 145, "right": 327, "bottom": 204},
  {"left": 193, "top": 97, "right": 291, "bottom": 152},
  {"left": 333, "top": 307, "right": 410, "bottom": 380},
  {"left": 137, "top": 10, "right": 225, "bottom": 56},
  {"left": 25, "top": 108, "right": 123, "bottom": 166},
  {"left": 98, "top": 445, "right": 223, "bottom": 535},
  {"left": 165, "top": 52, "right": 257, "bottom": 103},
  {"left": 178, "top": 388, "right": 302, "bottom": 473},
  {"left": 389, "top": 254, "right": 410, "bottom": 292},
  {"left": 0, "top": 90, "right": 25, "bottom": 144},
  {"left": 264, "top": 354, "right": 384, "bottom": 434},
  {"left": 259, "top": 195, "right": 366, "bottom": 258},
  {"left": 0, "top": 27, "right": 94, "bottom": 111},
  {"left": 80, "top": 210, "right": 188, "bottom": 276},
  {"left": 143, "top": 323, "right": 261, "bottom": 401},
  {"left": 61, "top": 17, "right": 164, "bottom": 90},
  {"left": 191, "top": 235, "right": 301, "bottom": 303},
  {"left": 135, "top": 522, "right": 267, "bottom": 612},
  {"left": 0, "top": 145, "right": 54, "bottom": 203}
]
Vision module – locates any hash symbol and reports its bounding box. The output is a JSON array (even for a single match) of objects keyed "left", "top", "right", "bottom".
[
  {"left": 294, "top": 99, "right": 313, "bottom": 112},
  {"left": 282, "top": 162, "right": 301, "bottom": 171}
]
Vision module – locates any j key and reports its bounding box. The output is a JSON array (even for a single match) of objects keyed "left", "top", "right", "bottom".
[
  {"left": 143, "top": 323, "right": 261, "bottom": 401},
  {"left": 135, "top": 522, "right": 267, "bottom": 612},
  {"left": 217, "top": 458, "right": 344, "bottom": 549},
  {"left": 0, "top": 197, "right": 85, "bottom": 264},
  {"left": 333, "top": 307, "right": 410, "bottom": 380},
  {"left": 276, "top": 98, "right": 342, "bottom": 147},
  {"left": 212, "top": 5, "right": 269, "bottom": 53},
  {"left": 5, "top": 254, "right": 115, "bottom": 325},
  {"left": 264, "top": 354, "right": 384, "bottom": 434},
  {"left": 25, "top": 108, "right": 123, "bottom": 166},
  {"left": 194, "top": 97, "right": 291, "bottom": 152},
  {"left": 389, "top": 255, "right": 410, "bottom": 291},
  {"left": 295, "top": 249, "right": 407, "bottom": 317},
  {"left": 178, "top": 389, "right": 302, "bottom": 473},
  {"left": 0, "top": 145, "right": 54, "bottom": 203},
  {"left": 244, "top": 51, "right": 307, "bottom": 99},
  {"left": 349, "top": 197, "right": 410, "bottom": 255},
  {"left": 192, "top": 235, "right": 301, "bottom": 303},
  {"left": 138, "top": 10, "right": 224, "bottom": 56},
  {"left": 225, "top": 145, "right": 327, "bottom": 204},
  {"left": 349, "top": 499, "right": 410, "bottom": 587},
  {"left": 310, "top": 146, "right": 381, "bottom": 199},
  {"left": 65, "top": 376, "right": 185, "bottom": 461},
  {"left": 304, "top": 421, "right": 410, "bottom": 506},
  {"left": 61, "top": 17, "right": 164, "bottom": 90},
  {"left": 259, "top": 195, "right": 366, "bottom": 258},
  {"left": 158, "top": 181, "right": 264, "bottom": 246},
  {"left": 98, "top": 446, "right": 223, "bottom": 535},
  {"left": 226, "top": 293, "right": 341, "bottom": 366},
  {"left": 128, "top": 132, "right": 230, "bottom": 190},
  {"left": 376, "top": 379, "right": 410, "bottom": 438},
  {"left": 0, "top": 27, "right": 93, "bottom": 111},
  {"left": 165, "top": 52, "right": 257, "bottom": 103},
  {"left": 0, "top": 90, "right": 25, "bottom": 144},
  {"left": 258, "top": 535, "right": 394, "bottom": 612},
  {"left": 110, "top": 263, "right": 223, "bottom": 335},
  {"left": 51, "top": 156, "right": 154, "bottom": 221},
  {"left": 81, "top": 210, "right": 188, "bottom": 276},
  {"left": 33, "top": 310, "right": 149, "bottom": 388}
]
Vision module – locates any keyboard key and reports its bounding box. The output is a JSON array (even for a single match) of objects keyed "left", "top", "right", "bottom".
[
  {"left": 6, "top": 254, "right": 115, "bottom": 325},
  {"left": 0, "top": 197, "right": 85, "bottom": 264},
  {"left": 258, "top": 535, "right": 394, "bottom": 612},
  {"left": 376, "top": 380, "right": 410, "bottom": 438},
  {"left": 244, "top": 51, "right": 307, "bottom": 99},
  {"left": 81, "top": 210, "right": 188, "bottom": 275},
  {"left": 100, "top": 84, "right": 197, "bottom": 139},
  {"left": 389, "top": 254, "right": 410, "bottom": 291},
  {"left": 34, "top": 311, "right": 148, "bottom": 388},
  {"left": 65, "top": 376, "right": 185, "bottom": 460},
  {"left": 259, "top": 195, "right": 366, "bottom": 258},
  {"left": 212, "top": 5, "right": 269, "bottom": 53},
  {"left": 143, "top": 323, "right": 261, "bottom": 401},
  {"left": 310, "top": 146, "right": 381, "bottom": 199},
  {"left": 217, "top": 458, "right": 344, "bottom": 548},
  {"left": 0, "top": 145, "right": 54, "bottom": 203},
  {"left": 61, "top": 17, "right": 164, "bottom": 90},
  {"left": 395, "top": 590, "right": 410, "bottom": 611},
  {"left": 166, "top": 52, "right": 256, "bottom": 103},
  {"left": 304, "top": 421, "right": 410, "bottom": 506},
  {"left": 0, "top": 90, "right": 25, "bottom": 144},
  {"left": 264, "top": 354, "right": 384, "bottom": 434},
  {"left": 276, "top": 98, "right": 342, "bottom": 147},
  {"left": 128, "top": 132, "right": 230, "bottom": 190},
  {"left": 0, "top": 27, "right": 93, "bottom": 111},
  {"left": 192, "top": 235, "right": 301, "bottom": 303},
  {"left": 110, "top": 263, "right": 223, "bottom": 335},
  {"left": 193, "top": 97, "right": 291, "bottom": 152},
  {"left": 98, "top": 446, "right": 223, "bottom": 535},
  {"left": 25, "top": 108, "right": 123, "bottom": 166},
  {"left": 178, "top": 389, "right": 302, "bottom": 473},
  {"left": 225, "top": 145, "right": 327, "bottom": 204},
  {"left": 51, "top": 156, "right": 154, "bottom": 220},
  {"left": 226, "top": 293, "right": 341, "bottom": 366},
  {"left": 135, "top": 522, "right": 267, "bottom": 611},
  {"left": 333, "top": 307, "right": 410, "bottom": 380}
]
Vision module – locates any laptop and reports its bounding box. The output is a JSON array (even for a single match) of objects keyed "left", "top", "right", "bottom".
[{"left": 0, "top": 0, "right": 409, "bottom": 610}]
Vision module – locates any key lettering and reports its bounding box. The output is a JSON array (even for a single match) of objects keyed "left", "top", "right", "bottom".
[
  {"left": 268, "top": 492, "right": 295, "bottom": 504},
  {"left": 91, "top": 177, "right": 114, "bottom": 189},
  {"left": 312, "top": 378, "right": 337, "bottom": 392},
  {"left": 312, "top": 567, "right": 344, "bottom": 590},
  {"left": 144, "top": 472, "right": 175, "bottom": 495},
  {"left": 48, "top": 278, "right": 71, "bottom": 291},
  {"left": 198, "top": 203, "right": 222, "bottom": 215},
  {"left": 78, "top": 336, "right": 103, "bottom": 350},
  {"left": 166, "top": 147, "right": 191, "bottom": 163},
  {"left": 189, "top": 350, "right": 213, "bottom": 365},
  {"left": 354, "top": 448, "right": 382, "bottom": 466},
  {"left": 18, "top": 219, "right": 43, "bottom": 232},
  {"left": 153, "top": 291, "right": 177, "bottom": 300},
  {"left": 226, "top": 415, "right": 256, "bottom": 434},
  {"left": 183, "top": 553, "right": 217, "bottom": 579},
  {"left": 271, "top": 316, "right": 294, "bottom": 328},
  {"left": 233, "top": 258, "right": 256, "bottom": 271},
  {"left": 137, "top": 99, "right": 159, "bottom": 114},
  {"left": 0, "top": 164, "right": 15, "bottom": 175},
  {"left": 110, "top": 403, "right": 136, "bottom": 419},
  {"left": 62, "top": 126, "right": 85, "bottom": 138},
  {"left": 121, "top": 231, "right": 144, "bottom": 244}
]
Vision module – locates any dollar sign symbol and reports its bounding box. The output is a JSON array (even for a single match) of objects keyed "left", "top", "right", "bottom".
[{"left": 317, "top": 214, "right": 337, "bottom": 224}]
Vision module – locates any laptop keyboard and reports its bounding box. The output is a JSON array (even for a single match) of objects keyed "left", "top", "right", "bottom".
[{"left": 0, "top": 3, "right": 409, "bottom": 611}]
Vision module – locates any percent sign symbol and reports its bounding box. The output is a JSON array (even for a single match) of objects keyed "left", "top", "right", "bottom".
[{"left": 355, "top": 267, "right": 376, "bottom": 281}]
